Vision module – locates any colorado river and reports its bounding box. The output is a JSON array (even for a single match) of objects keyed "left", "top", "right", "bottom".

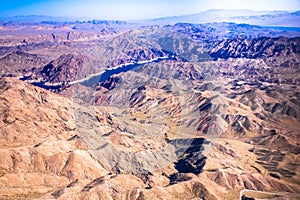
[
  {"left": 23, "top": 54, "right": 175, "bottom": 90},
  {"left": 80, "top": 55, "right": 173, "bottom": 87}
]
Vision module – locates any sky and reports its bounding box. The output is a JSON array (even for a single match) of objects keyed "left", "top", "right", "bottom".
[{"left": 0, "top": 0, "right": 300, "bottom": 20}]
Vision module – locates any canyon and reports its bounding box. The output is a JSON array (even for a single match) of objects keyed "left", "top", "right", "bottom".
[{"left": 0, "top": 11, "right": 300, "bottom": 200}]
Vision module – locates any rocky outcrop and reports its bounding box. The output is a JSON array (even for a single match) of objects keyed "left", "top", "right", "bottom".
[
  {"left": 30, "top": 54, "right": 85, "bottom": 84},
  {"left": 208, "top": 37, "right": 300, "bottom": 66}
]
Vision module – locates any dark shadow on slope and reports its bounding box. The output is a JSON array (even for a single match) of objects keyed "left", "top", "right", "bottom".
[{"left": 170, "top": 138, "right": 208, "bottom": 175}]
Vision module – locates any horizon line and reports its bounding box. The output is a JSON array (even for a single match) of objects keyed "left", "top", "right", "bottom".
[{"left": 0, "top": 8, "right": 299, "bottom": 22}]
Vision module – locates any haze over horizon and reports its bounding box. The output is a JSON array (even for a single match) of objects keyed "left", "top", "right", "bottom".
[{"left": 0, "top": 0, "right": 300, "bottom": 20}]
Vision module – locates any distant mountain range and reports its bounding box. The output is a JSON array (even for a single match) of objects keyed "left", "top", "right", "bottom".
[
  {"left": 0, "top": 9, "right": 299, "bottom": 27},
  {"left": 149, "top": 9, "right": 300, "bottom": 26}
]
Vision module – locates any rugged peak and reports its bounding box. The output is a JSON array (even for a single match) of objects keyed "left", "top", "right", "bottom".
[
  {"left": 208, "top": 37, "right": 300, "bottom": 62},
  {"left": 32, "top": 54, "right": 86, "bottom": 84}
]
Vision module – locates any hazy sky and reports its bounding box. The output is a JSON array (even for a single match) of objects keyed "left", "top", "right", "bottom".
[{"left": 1, "top": 0, "right": 300, "bottom": 20}]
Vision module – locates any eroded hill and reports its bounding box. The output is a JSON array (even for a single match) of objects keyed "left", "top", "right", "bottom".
[{"left": 0, "top": 21, "right": 300, "bottom": 199}]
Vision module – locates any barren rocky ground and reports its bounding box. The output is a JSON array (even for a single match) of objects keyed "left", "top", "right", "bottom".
[{"left": 0, "top": 19, "right": 299, "bottom": 200}]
